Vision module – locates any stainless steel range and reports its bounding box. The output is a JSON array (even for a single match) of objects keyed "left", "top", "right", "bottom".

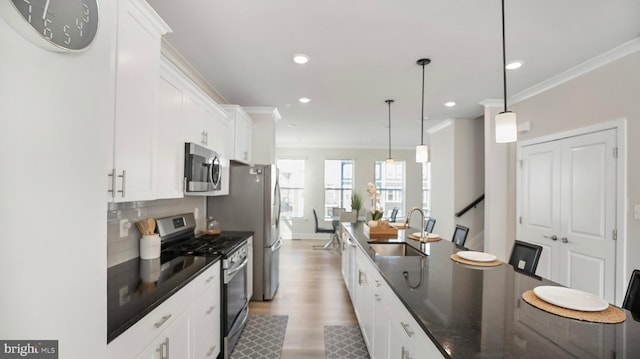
[{"left": 157, "top": 213, "right": 250, "bottom": 359}]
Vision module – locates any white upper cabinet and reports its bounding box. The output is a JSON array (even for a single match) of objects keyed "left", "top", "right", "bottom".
[
  {"left": 155, "top": 59, "right": 187, "bottom": 199},
  {"left": 158, "top": 55, "right": 231, "bottom": 197},
  {"left": 245, "top": 107, "right": 280, "bottom": 165},
  {"left": 108, "top": 0, "right": 171, "bottom": 202},
  {"left": 223, "top": 105, "right": 253, "bottom": 164}
]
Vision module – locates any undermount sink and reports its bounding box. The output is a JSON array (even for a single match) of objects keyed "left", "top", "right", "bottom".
[{"left": 368, "top": 243, "right": 426, "bottom": 257}]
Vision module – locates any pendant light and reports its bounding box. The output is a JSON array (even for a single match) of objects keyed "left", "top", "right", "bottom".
[
  {"left": 495, "top": 0, "right": 518, "bottom": 143},
  {"left": 385, "top": 99, "right": 395, "bottom": 164},
  {"left": 415, "top": 58, "right": 431, "bottom": 162}
]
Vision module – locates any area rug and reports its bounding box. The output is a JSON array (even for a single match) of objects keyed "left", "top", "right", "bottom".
[
  {"left": 324, "top": 325, "right": 370, "bottom": 359},
  {"left": 230, "top": 315, "right": 288, "bottom": 359}
]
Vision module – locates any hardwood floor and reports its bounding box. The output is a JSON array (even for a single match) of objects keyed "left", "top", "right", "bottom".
[{"left": 249, "top": 239, "right": 357, "bottom": 359}]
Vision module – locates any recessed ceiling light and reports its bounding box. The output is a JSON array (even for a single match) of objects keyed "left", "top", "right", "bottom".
[
  {"left": 298, "top": 97, "right": 311, "bottom": 104},
  {"left": 293, "top": 54, "right": 310, "bottom": 64},
  {"left": 444, "top": 101, "right": 456, "bottom": 107},
  {"left": 506, "top": 60, "right": 524, "bottom": 70}
]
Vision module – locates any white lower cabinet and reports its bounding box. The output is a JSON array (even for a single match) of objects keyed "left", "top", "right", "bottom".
[
  {"left": 247, "top": 236, "right": 254, "bottom": 300},
  {"left": 354, "top": 251, "right": 375, "bottom": 350},
  {"left": 136, "top": 308, "right": 191, "bottom": 359},
  {"left": 193, "top": 262, "right": 221, "bottom": 359},
  {"left": 108, "top": 261, "right": 221, "bottom": 359},
  {"left": 346, "top": 230, "right": 443, "bottom": 359}
]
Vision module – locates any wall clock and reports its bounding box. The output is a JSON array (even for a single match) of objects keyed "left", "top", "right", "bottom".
[{"left": 0, "top": 0, "right": 99, "bottom": 52}]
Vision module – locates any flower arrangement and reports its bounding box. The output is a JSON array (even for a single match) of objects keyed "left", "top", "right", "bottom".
[{"left": 367, "top": 182, "right": 383, "bottom": 221}]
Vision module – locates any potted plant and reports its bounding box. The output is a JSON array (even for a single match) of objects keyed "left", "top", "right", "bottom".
[{"left": 351, "top": 191, "right": 363, "bottom": 216}]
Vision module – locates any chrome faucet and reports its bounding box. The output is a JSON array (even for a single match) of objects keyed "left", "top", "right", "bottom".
[{"left": 404, "top": 207, "right": 426, "bottom": 241}]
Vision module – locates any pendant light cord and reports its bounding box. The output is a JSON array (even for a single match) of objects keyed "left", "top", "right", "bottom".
[
  {"left": 501, "top": 0, "right": 507, "bottom": 113},
  {"left": 388, "top": 101, "right": 391, "bottom": 159},
  {"left": 420, "top": 63, "right": 425, "bottom": 145}
]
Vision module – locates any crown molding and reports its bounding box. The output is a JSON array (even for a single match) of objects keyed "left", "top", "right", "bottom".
[
  {"left": 426, "top": 119, "right": 454, "bottom": 135},
  {"left": 512, "top": 37, "right": 640, "bottom": 104},
  {"left": 244, "top": 106, "right": 282, "bottom": 121}
]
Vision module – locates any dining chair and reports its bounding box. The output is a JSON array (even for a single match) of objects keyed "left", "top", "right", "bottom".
[
  {"left": 623, "top": 269, "right": 640, "bottom": 320},
  {"left": 508, "top": 240, "right": 543, "bottom": 275},
  {"left": 389, "top": 207, "right": 399, "bottom": 222},
  {"left": 451, "top": 225, "right": 469, "bottom": 247},
  {"left": 312, "top": 209, "right": 337, "bottom": 250},
  {"left": 425, "top": 217, "right": 436, "bottom": 233}
]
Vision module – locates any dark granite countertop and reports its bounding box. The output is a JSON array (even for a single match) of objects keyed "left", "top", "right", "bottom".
[
  {"left": 343, "top": 222, "right": 640, "bottom": 358},
  {"left": 107, "top": 254, "right": 221, "bottom": 343}
]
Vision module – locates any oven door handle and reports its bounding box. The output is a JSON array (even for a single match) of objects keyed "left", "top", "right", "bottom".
[
  {"left": 227, "top": 307, "right": 249, "bottom": 339},
  {"left": 227, "top": 257, "right": 249, "bottom": 278}
]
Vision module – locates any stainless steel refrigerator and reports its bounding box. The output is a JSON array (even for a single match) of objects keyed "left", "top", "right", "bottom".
[{"left": 207, "top": 164, "right": 281, "bottom": 301}]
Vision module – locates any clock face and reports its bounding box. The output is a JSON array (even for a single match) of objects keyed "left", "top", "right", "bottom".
[{"left": 7, "top": 0, "right": 99, "bottom": 51}]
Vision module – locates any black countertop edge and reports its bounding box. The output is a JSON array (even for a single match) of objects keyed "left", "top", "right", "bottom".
[
  {"left": 107, "top": 255, "right": 221, "bottom": 343},
  {"left": 209, "top": 230, "right": 254, "bottom": 241},
  {"left": 344, "top": 223, "right": 453, "bottom": 358}
]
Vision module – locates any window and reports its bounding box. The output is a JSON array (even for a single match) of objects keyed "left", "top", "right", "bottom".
[
  {"left": 277, "top": 159, "right": 305, "bottom": 219},
  {"left": 422, "top": 161, "right": 431, "bottom": 216},
  {"left": 324, "top": 160, "right": 354, "bottom": 218},
  {"left": 374, "top": 161, "right": 406, "bottom": 219}
]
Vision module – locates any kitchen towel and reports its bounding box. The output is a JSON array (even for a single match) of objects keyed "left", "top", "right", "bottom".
[
  {"left": 230, "top": 314, "right": 288, "bottom": 359},
  {"left": 324, "top": 325, "right": 370, "bottom": 359}
]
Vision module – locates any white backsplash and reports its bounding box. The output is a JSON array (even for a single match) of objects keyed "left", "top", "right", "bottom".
[{"left": 107, "top": 197, "right": 206, "bottom": 267}]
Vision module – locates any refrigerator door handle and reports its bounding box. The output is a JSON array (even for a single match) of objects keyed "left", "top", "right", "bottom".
[
  {"left": 272, "top": 239, "right": 283, "bottom": 252},
  {"left": 274, "top": 169, "right": 281, "bottom": 228}
]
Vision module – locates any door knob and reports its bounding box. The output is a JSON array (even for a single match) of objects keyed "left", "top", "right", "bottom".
[
  {"left": 544, "top": 235, "right": 558, "bottom": 241},
  {"left": 561, "top": 237, "right": 569, "bottom": 243}
]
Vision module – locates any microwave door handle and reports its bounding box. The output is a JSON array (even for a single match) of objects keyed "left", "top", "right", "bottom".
[
  {"left": 208, "top": 161, "right": 214, "bottom": 187},
  {"left": 211, "top": 156, "right": 221, "bottom": 187}
]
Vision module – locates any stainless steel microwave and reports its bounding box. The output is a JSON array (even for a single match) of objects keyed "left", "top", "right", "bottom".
[{"left": 184, "top": 142, "right": 222, "bottom": 194}]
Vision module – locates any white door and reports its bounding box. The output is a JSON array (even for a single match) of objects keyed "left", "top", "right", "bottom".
[
  {"left": 559, "top": 129, "right": 617, "bottom": 300},
  {"left": 518, "top": 129, "right": 617, "bottom": 302},
  {"left": 519, "top": 141, "right": 561, "bottom": 279}
]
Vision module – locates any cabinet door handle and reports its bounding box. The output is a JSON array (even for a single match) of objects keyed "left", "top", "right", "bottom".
[
  {"left": 401, "top": 322, "right": 415, "bottom": 337},
  {"left": 154, "top": 314, "right": 172, "bottom": 328},
  {"left": 156, "top": 337, "right": 169, "bottom": 359},
  {"left": 561, "top": 237, "right": 569, "bottom": 243},
  {"left": 375, "top": 294, "right": 381, "bottom": 302},
  {"left": 118, "top": 170, "right": 126, "bottom": 197},
  {"left": 206, "top": 345, "right": 216, "bottom": 357},
  {"left": 205, "top": 275, "right": 215, "bottom": 283},
  {"left": 108, "top": 169, "right": 116, "bottom": 198},
  {"left": 375, "top": 280, "right": 382, "bottom": 287},
  {"left": 206, "top": 305, "right": 215, "bottom": 315},
  {"left": 543, "top": 235, "right": 558, "bottom": 241}
]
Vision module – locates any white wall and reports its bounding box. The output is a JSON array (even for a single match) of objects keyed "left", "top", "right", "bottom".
[
  {"left": 487, "top": 48, "right": 640, "bottom": 302},
  {"left": 275, "top": 147, "right": 423, "bottom": 239},
  {"left": 430, "top": 119, "right": 485, "bottom": 248},
  {"left": 0, "top": 3, "right": 116, "bottom": 358},
  {"left": 430, "top": 121, "right": 456, "bottom": 240}
]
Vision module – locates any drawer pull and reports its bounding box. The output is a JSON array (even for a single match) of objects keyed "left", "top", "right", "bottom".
[
  {"left": 206, "top": 345, "right": 217, "bottom": 357},
  {"left": 375, "top": 294, "right": 382, "bottom": 302},
  {"left": 401, "top": 322, "right": 414, "bottom": 337},
  {"left": 154, "top": 314, "right": 172, "bottom": 328},
  {"left": 206, "top": 305, "right": 216, "bottom": 314},
  {"left": 375, "top": 280, "right": 382, "bottom": 287},
  {"left": 205, "top": 276, "right": 215, "bottom": 283}
]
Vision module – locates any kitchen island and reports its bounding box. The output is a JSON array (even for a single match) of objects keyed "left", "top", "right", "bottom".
[{"left": 342, "top": 222, "right": 640, "bottom": 358}]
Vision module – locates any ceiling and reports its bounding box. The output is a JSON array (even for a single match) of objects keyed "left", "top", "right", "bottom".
[{"left": 147, "top": 0, "right": 640, "bottom": 149}]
